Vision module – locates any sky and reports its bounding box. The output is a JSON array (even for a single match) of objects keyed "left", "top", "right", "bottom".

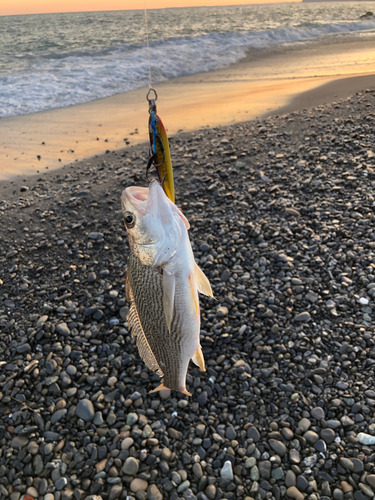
[{"left": 0, "top": 0, "right": 299, "bottom": 16}]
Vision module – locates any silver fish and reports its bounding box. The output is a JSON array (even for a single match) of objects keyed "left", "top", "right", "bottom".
[{"left": 121, "top": 181, "right": 213, "bottom": 395}]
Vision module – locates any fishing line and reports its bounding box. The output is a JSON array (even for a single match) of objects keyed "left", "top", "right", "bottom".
[
  {"left": 143, "top": 1, "right": 174, "bottom": 203},
  {"left": 144, "top": 0, "right": 152, "bottom": 88}
]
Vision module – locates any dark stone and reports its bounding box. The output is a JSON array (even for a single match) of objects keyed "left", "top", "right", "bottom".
[
  {"left": 247, "top": 427, "right": 261, "bottom": 442},
  {"left": 321, "top": 428, "right": 335, "bottom": 444},
  {"left": 297, "top": 476, "right": 309, "bottom": 492}
]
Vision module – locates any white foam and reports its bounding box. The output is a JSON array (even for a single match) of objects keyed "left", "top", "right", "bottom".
[{"left": 1, "top": 16, "right": 375, "bottom": 118}]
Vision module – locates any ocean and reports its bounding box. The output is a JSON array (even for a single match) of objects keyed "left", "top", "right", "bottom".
[{"left": 1, "top": 2, "right": 375, "bottom": 118}]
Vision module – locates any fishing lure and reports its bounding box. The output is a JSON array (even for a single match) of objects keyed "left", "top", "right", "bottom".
[{"left": 146, "top": 88, "right": 175, "bottom": 203}]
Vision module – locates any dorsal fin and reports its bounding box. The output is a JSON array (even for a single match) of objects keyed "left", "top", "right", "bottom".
[
  {"left": 178, "top": 209, "right": 190, "bottom": 230},
  {"left": 194, "top": 264, "right": 214, "bottom": 297},
  {"left": 126, "top": 272, "right": 164, "bottom": 377}
]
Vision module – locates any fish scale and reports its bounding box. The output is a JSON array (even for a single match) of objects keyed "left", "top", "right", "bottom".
[{"left": 127, "top": 253, "right": 187, "bottom": 391}]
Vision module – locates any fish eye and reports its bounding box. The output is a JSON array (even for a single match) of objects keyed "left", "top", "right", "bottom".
[{"left": 124, "top": 212, "right": 136, "bottom": 228}]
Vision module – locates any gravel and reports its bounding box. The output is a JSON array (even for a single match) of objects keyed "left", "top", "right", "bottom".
[{"left": 1, "top": 87, "right": 375, "bottom": 500}]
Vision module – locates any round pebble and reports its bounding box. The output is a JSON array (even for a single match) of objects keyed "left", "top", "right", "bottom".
[
  {"left": 76, "top": 399, "right": 95, "bottom": 421},
  {"left": 122, "top": 457, "right": 139, "bottom": 476},
  {"left": 130, "top": 478, "right": 148, "bottom": 493}
]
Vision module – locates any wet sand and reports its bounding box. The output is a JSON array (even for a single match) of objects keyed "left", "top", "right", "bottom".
[{"left": 1, "top": 38, "right": 375, "bottom": 181}]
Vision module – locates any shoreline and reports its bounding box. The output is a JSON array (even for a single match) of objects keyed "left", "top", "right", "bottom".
[
  {"left": 1, "top": 71, "right": 375, "bottom": 199},
  {"left": 267, "top": 73, "right": 375, "bottom": 117},
  {"left": 1, "top": 37, "right": 375, "bottom": 182}
]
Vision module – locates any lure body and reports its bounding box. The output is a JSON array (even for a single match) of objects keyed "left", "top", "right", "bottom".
[{"left": 148, "top": 100, "right": 175, "bottom": 203}]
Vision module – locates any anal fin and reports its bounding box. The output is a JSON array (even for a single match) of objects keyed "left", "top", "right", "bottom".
[{"left": 192, "top": 346, "right": 206, "bottom": 371}]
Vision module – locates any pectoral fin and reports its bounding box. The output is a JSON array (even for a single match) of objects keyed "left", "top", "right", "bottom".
[
  {"left": 125, "top": 270, "right": 132, "bottom": 302},
  {"left": 192, "top": 346, "right": 206, "bottom": 371},
  {"left": 163, "top": 271, "right": 175, "bottom": 331},
  {"left": 194, "top": 264, "right": 214, "bottom": 297}
]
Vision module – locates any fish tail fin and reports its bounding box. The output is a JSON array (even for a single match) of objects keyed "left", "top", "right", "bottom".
[
  {"left": 180, "top": 388, "right": 192, "bottom": 396},
  {"left": 192, "top": 346, "right": 206, "bottom": 371},
  {"left": 149, "top": 383, "right": 170, "bottom": 394},
  {"left": 149, "top": 383, "right": 191, "bottom": 397}
]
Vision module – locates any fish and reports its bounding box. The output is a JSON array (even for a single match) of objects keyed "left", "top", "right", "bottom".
[{"left": 121, "top": 180, "right": 213, "bottom": 395}]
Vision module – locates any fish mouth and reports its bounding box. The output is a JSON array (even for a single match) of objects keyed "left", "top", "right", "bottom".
[
  {"left": 124, "top": 186, "right": 150, "bottom": 215},
  {"left": 123, "top": 181, "right": 165, "bottom": 217}
]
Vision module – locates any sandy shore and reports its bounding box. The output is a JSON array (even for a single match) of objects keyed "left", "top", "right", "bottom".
[{"left": 1, "top": 38, "right": 375, "bottom": 181}]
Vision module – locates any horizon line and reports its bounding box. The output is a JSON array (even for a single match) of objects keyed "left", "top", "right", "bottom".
[{"left": 0, "top": 1, "right": 302, "bottom": 17}]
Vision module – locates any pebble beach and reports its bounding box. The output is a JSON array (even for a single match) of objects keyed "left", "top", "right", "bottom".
[{"left": 2, "top": 84, "right": 375, "bottom": 500}]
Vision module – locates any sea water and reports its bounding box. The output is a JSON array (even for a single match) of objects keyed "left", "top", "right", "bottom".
[{"left": 1, "top": 2, "right": 375, "bottom": 118}]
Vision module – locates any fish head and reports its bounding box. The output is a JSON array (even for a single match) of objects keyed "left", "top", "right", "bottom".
[{"left": 121, "top": 180, "right": 190, "bottom": 267}]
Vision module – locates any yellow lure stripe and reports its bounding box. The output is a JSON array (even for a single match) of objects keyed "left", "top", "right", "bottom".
[{"left": 149, "top": 113, "right": 175, "bottom": 204}]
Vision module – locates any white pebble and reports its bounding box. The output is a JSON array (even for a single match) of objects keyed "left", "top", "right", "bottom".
[
  {"left": 220, "top": 460, "right": 233, "bottom": 480},
  {"left": 357, "top": 432, "right": 375, "bottom": 445}
]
